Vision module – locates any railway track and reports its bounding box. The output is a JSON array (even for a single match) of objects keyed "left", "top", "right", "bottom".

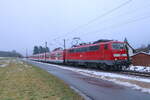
[
  {"left": 120, "top": 71, "right": 150, "bottom": 78},
  {"left": 62, "top": 64, "right": 150, "bottom": 78},
  {"left": 60, "top": 63, "right": 150, "bottom": 78}
]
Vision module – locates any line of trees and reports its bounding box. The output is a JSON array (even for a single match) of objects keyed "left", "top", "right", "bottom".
[
  {"left": 0, "top": 50, "right": 23, "bottom": 57},
  {"left": 33, "top": 46, "right": 50, "bottom": 54}
]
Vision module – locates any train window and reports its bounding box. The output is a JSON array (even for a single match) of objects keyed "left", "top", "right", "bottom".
[
  {"left": 112, "top": 43, "right": 125, "bottom": 49},
  {"left": 75, "top": 48, "right": 79, "bottom": 52},
  {"left": 57, "top": 53, "right": 62, "bottom": 57},
  {"left": 69, "top": 49, "right": 72, "bottom": 53},
  {"left": 46, "top": 54, "right": 49, "bottom": 58},
  {"left": 78, "top": 47, "right": 86, "bottom": 52},
  {"left": 51, "top": 54, "right": 55, "bottom": 58},
  {"left": 89, "top": 45, "right": 99, "bottom": 51},
  {"left": 70, "top": 46, "right": 100, "bottom": 53},
  {"left": 48, "top": 54, "right": 51, "bottom": 58},
  {"left": 78, "top": 48, "right": 81, "bottom": 52},
  {"left": 69, "top": 47, "right": 89, "bottom": 53},
  {"left": 104, "top": 44, "right": 108, "bottom": 50},
  {"left": 78, "top": 48, "right": 82, "bottom": 52},
  {"left": 69, "top": 49, "right": 75, "bottom": 53},
  {"left": 82, "top": 47, "right": 88, "bottom": 52}
]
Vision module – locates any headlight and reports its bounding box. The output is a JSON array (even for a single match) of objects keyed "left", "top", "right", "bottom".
[{"left": 113, "top": 54, "right": 120, "bottom": 57}]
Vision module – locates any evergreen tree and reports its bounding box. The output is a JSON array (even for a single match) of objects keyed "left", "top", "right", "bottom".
[
  {"left": 33, "top": 46, "right": 39, "bottom": 54},
  {"left": 0, "top": 51, "right": 22, "bottom": 57},
  {"left": 39, "top": 46, "right": 43, "bottom": 53},
  {"left": 33, "top": 46, "right": 50, "bottom": 54}
]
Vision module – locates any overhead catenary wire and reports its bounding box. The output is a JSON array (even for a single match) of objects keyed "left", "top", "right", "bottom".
[
  {"left": 80, "top": 14, "right": 150, "bottom": 37},
  {"left": 67, "top": 0, "right": 132, "bottom": 34},
  {"left": 63, "top": 1, "right": 150, "bottom": 41},
  {"left": 79, "top": 2, "right": 150, "bottom": 33},
  {"left": 51, "top": 0, "right": 150, "bottom": 48},
  {"left": 52, "top": 0, "right": 132, "bottom": 41},
  {"left": 62, "top": 13, "right": 150, "bottom": 48}
]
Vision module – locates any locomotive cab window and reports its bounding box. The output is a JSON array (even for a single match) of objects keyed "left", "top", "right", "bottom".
[{"left": 112, "top": 43, "right": 125, "bottom": 49}]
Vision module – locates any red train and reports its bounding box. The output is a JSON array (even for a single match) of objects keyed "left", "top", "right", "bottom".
[{"left": 29, "top": 40, "right": 130, "bottom": 70}]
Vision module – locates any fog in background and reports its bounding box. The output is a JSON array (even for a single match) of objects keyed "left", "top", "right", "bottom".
[{"left": 0, "top": 0, "right": 150, "bottom": 55}]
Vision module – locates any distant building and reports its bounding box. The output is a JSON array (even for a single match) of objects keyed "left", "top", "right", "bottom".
[{"left": 131, "top": 52, "right": 150, "bottom": 66}]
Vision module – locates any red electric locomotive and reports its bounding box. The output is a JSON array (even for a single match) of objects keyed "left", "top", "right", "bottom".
[{"left": 65, "top": 40, "right": 130, "bottom": 70}]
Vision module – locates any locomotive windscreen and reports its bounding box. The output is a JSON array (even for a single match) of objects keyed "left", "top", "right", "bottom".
[{"left": 112, "top": 43, "right": 125, "bottom": 50}]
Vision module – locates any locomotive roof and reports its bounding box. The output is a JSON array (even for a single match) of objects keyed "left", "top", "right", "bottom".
[
  {"left": 68, "top": 41, "right": 124, "bottom": 50},
  {"left": 93, "top": 39, "right": 112, "bottom": 44}
]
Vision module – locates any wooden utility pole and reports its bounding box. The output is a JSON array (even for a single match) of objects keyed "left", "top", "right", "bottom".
[{"left": 45, "top": 42, "right": 47, "bottom": 62}]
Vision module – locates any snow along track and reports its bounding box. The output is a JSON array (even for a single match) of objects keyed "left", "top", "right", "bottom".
[{"left": 120, "top": 71, "right": 150, "bottom": 77}]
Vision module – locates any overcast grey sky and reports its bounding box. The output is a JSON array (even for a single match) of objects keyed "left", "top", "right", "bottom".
[{"left": 0, "top": 0, "right": 150, "bottom": 55}]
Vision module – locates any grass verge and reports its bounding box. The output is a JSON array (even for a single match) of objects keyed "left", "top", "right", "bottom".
[{"left": 0, "top": 58, "right": 83, "bottom": 100}]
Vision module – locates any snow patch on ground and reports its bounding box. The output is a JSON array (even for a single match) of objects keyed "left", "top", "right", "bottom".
[
  {"left": 0, "top": 64, "right": 8, "bottom": 67},
  {"left": 127, "top": 66, "right": 150, "bottom": 73},
  {"left": 43, "top": 63, "right": 150, "bottom": 83}
]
